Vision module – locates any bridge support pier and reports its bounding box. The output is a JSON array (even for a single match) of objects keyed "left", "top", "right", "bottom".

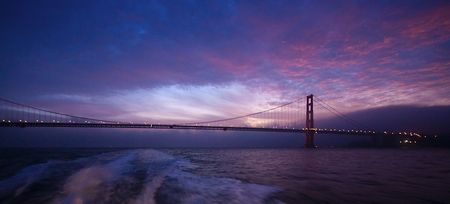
[{"left": 305, "top": 94, "right": 315, "bottom": 148}]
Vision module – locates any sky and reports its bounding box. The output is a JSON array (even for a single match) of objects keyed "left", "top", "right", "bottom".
[{"left": 1, "top": 0, "right": 450, "bottom": 145}]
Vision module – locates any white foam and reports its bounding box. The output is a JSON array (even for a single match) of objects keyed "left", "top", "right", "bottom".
[
  {"left": 131, "top": 149, "right": 283, "bottom": 204},
  {"left": 131, "top": 170, "right": 168, "bottom": 204},
  {"left": 131, "top": 150, "right": 177, "bottom": 204},
  {"left": 0, "top": 161, "right": 52, "bottom": 198},
  {"left": 52, "top": 151, "right": 136, "bottom": 204},
  {"left": 0, "top": 151, "right": 122, "bottom": 199},
  {"left": 8, "top": 149, "right": 284, "bottom": 204},
  {"left": 136, "top": 149, "right": 175, "bottom": 162},
  {"left": 162, "top": 169, "right": 283, "bottom": 204}
]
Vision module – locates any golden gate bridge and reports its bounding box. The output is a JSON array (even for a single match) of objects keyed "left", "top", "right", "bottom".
[{"left": 0, "top": 94, "right": 427, "bottom": 147}]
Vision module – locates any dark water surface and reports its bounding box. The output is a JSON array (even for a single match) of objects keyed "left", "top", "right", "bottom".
[{"left": 0, "top": 148, "right": 449, "bottom": 203}]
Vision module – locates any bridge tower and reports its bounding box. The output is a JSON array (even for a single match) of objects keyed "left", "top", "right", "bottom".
[{"left": 305, "top": 94, "right": 315, "bottom": 148}]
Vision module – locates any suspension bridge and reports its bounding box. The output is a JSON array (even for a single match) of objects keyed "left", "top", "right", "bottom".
[{"left": 0, "top": 94, "right": 427, "bottom": 148}]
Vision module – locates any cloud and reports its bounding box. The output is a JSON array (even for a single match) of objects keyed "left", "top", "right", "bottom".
[
  {"left": 106, "top": 82, "right": 281, "bottom": 123},
  {"left": 1, "top": 0, "right": 449, "bottom": 124},
  {"left": 37, "top": 82, "right": 284, "bottom": 123}
]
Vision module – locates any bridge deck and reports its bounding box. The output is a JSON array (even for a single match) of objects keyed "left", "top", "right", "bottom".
[{"left": 0, "top": 122, "right": 389, "bottom": 136}]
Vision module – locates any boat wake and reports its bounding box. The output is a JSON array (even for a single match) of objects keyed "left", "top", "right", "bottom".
[{"left": 0, "top": 149, "right": 282, "bottom": 204}]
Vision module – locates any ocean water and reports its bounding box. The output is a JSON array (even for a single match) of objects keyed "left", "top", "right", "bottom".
[{"left": 0, "top": 148, "right": 449, "bottom": 204}]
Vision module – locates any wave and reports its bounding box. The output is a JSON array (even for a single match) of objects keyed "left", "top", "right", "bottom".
[
  {"left": 1, "top": 149, "right": 283, "bottom": 204},
  {"left": 0, "top": 161, "right": 52, "bottom": 198},
  {"left": 52, "top": 151, "right": 137, "bottom": 204},
  {"left": 131, "top": 150, "right": 282, "bottom": 204},
  {"left": 0, "top": 150, "right": 130, "bottom": 201},
  {"left": 131, "top": 150, "right": 177, "bottom": 204},
  {"left": 156, "top": 169, "right": 282, "bottom": 204}
]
